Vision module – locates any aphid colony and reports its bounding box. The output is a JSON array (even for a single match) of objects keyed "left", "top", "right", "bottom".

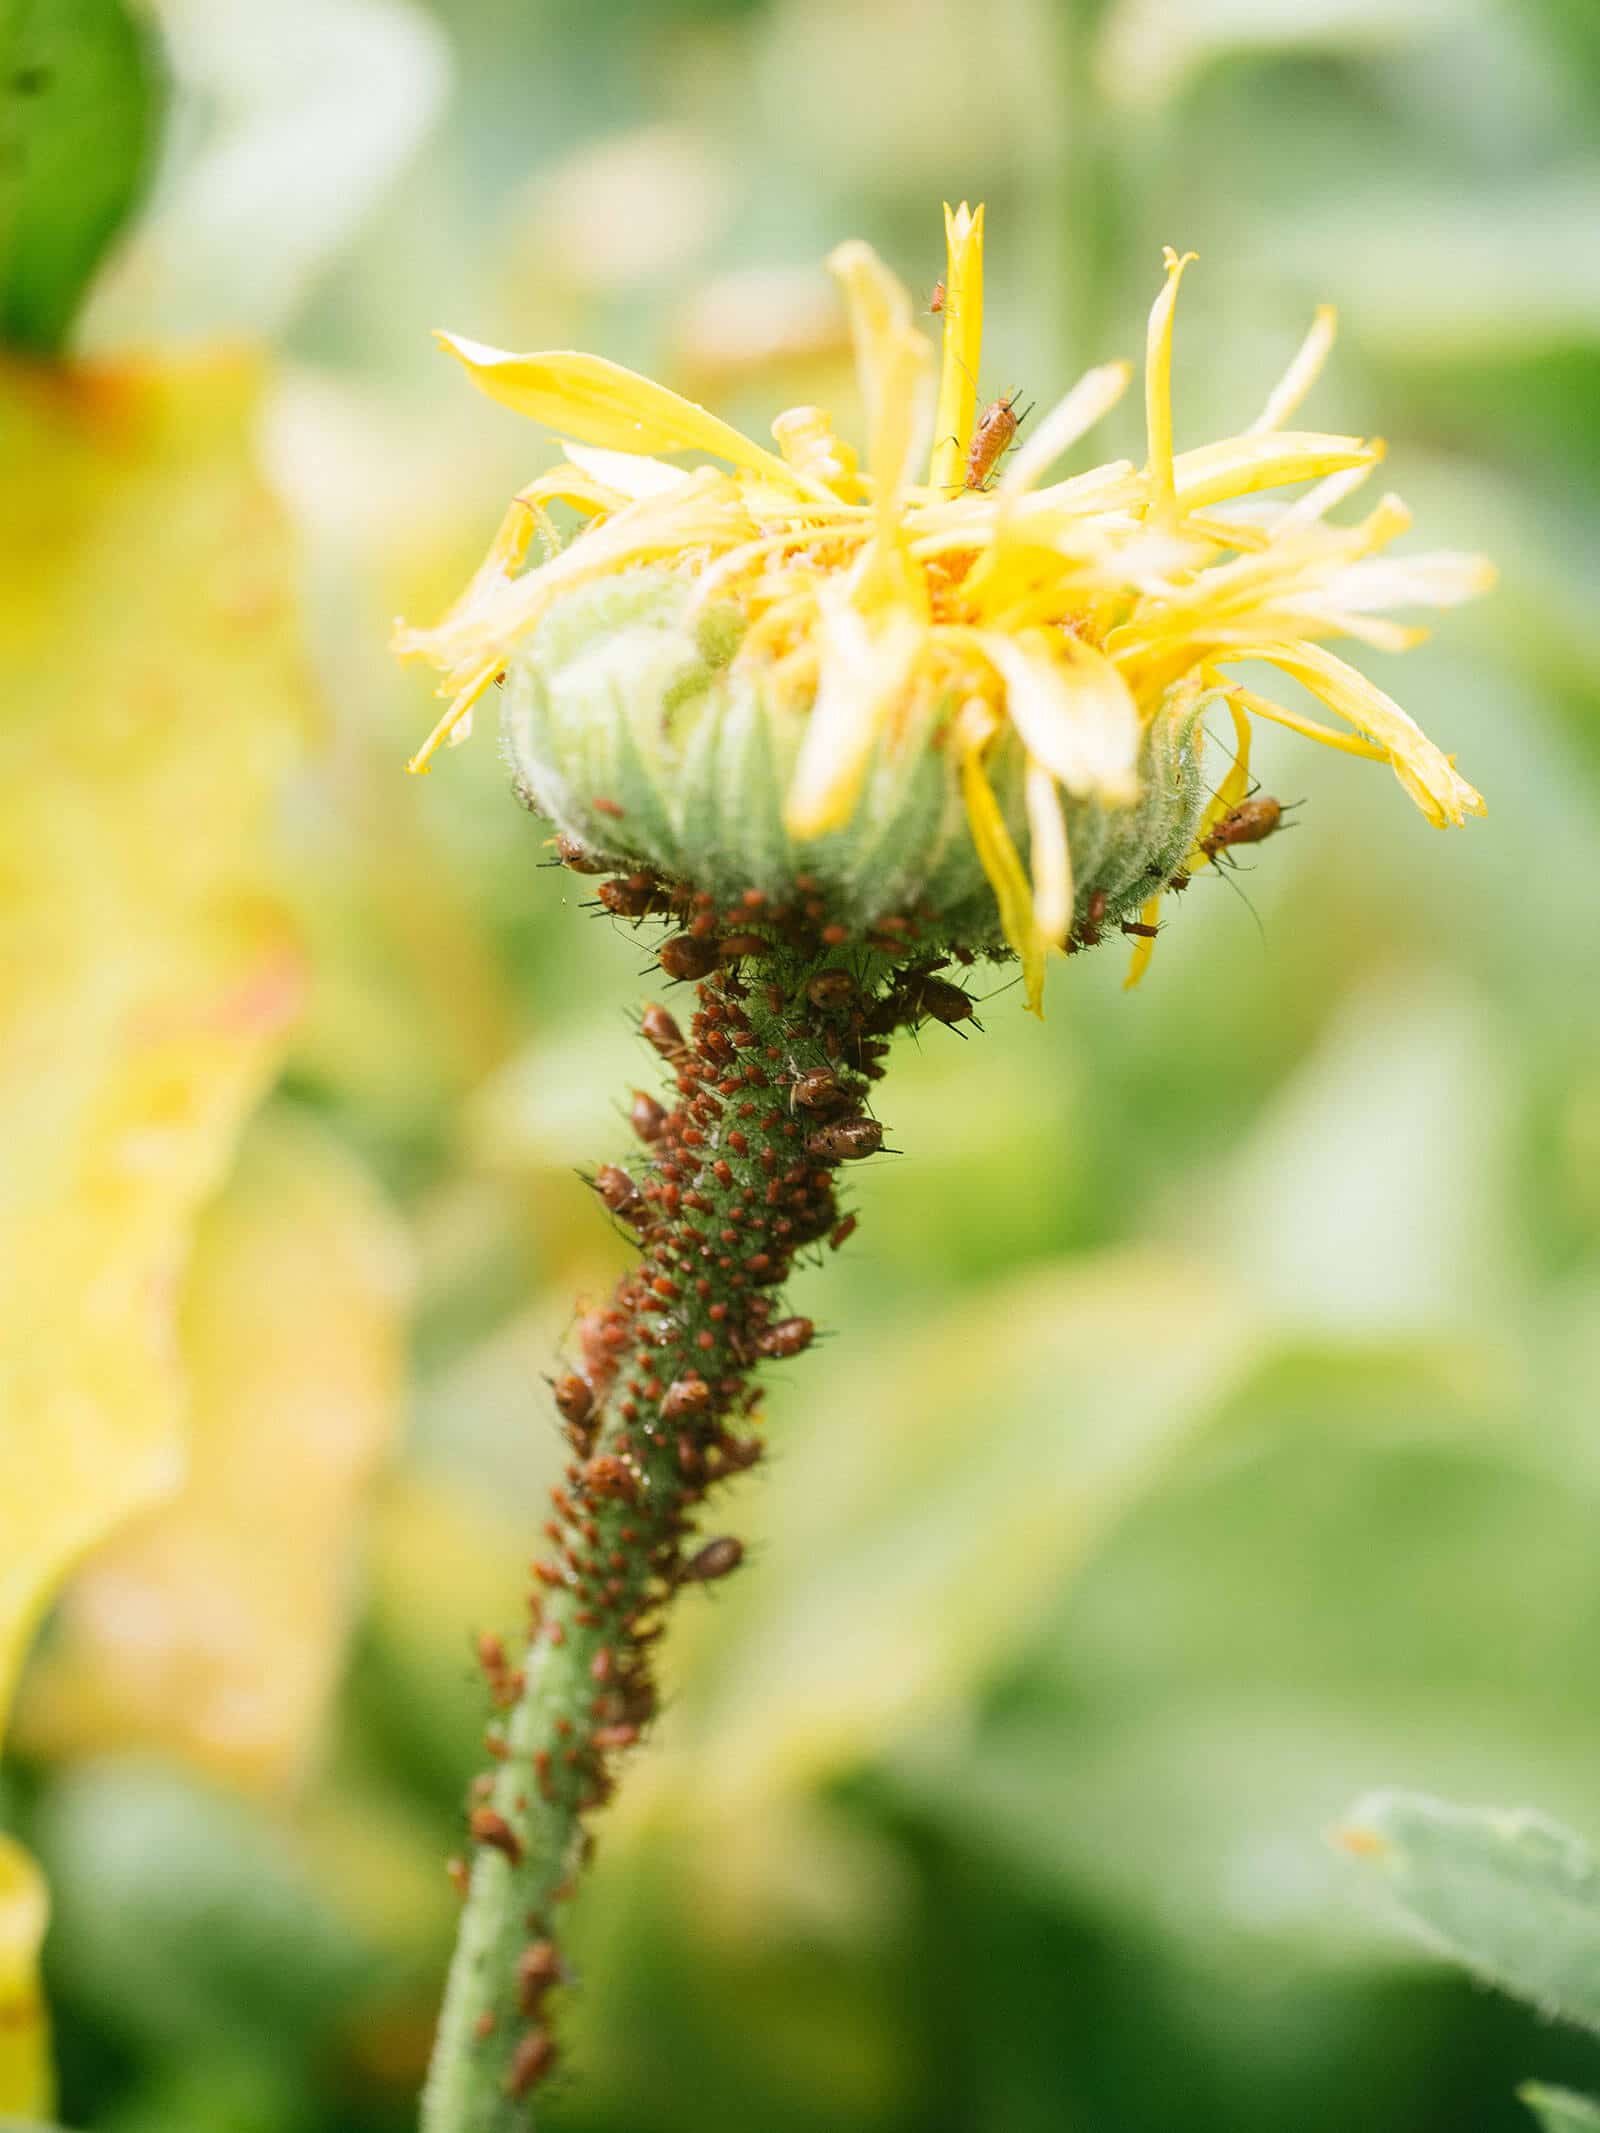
[{"left": 455, "top": 849, "right": 988, "bottom": 2104}]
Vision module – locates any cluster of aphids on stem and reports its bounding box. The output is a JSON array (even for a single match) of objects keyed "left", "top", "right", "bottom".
[{"left": 451, "top": 840, "right": 986, "bottom": 2103}]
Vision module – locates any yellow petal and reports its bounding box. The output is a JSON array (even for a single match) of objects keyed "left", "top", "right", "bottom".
[
  {"left": 1248, "top": 306, "right": 1337, "bottom": 434},
  {"left": 929, "top": 200, "right": 984, "bottom": 493},
  {"left": 827, "top": 239, "right": 935, "bottom": 527},
  {"left": 1144, "top": 247, "right": 1197, "bottom": 519},
  {"left": 1219, "top": 639, "right": 1483, "bottom": 825},
  {"left": 1173, "top": 431, "right": 1383, "bottom": 512},
  {"left": 559, "top": 440, "right": 695, "bottom": 498},
  {"left": 1222, "top": 683, "right": 1388, "bottom": 761},
  {"left": 957, "top": 708, "right": 1047, "bottom": 1014},
  {"left": 1024, "top": 759, "right": 1074, "bottom": 944},
  {"left": 783, "top": 587, "right": 924, "bottom": 838},
  {"left": 435, "top": 331, "right": 816, "bottom": 494},
  {"left": 1188, "top": 693, "right": 1253, "bottom": 869},
  {"left": 1123, "top": 894, "right": 1163, "bottom": 989},
  {"left": 1319, "top": 550, "right": 1498, "bottom": 612},
  {"left": 0, "top": 1836, "right": 50, "bottom": 2117},
  {"left": 999, "top": 360, "right": 1132, "bottom": 498},
  {"left": 971, "top": 628, "right": 1140, "bottom": 801}
]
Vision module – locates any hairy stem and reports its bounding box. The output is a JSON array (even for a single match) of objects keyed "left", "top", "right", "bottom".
[{"left": 420, "top": 895, "right": 974, "bottom": 2130}]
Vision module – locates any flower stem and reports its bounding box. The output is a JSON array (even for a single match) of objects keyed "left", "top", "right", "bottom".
[{"left": 420, "top": 907, "right": 959, "bottom": 2130}]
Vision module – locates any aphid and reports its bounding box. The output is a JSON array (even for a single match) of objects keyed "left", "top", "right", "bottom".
[
  {"left": 553, "top": 1374, "right": 594, "bottom": 1428},
  {"left": 1120, "top": 920, "right": 1160, "bottom": 939},
  {"left": 805, "top": 1117, "right": 883, "bottom": 1161},
  {"left": 963, "top": 390, "right": 1030, "bottom": 491},
  {"left": 593, "top": 1164, "right": 642, "bottom": 1217},
  {"left": 755, "top": 1316, "right": 814, "bottom": 1359},
  {"left": 680, "top": 1535, "right": 744, "bottom": 1584},
  {"left": 598, "top": 876, "right": 661, "bottom": 919},
  {"left": 640, "top": 1003, "right": 685, "bottom": 1057},
  {"left": 517, "top": 1941, "right": 561, "bottom": 2016},
  {"left": 791, "top": 1066, "right": 845, "bottom": 1110},
  {"left": 928, "top": 278, "right": 946, "bottom": 315},
  {"left": 829, "top": 1213, "right": 858, "bottom": 1251},
  {"left": 505, "top": 2028, "right": 556, "bottom": 2099},
  {"left": 553, "top": 833, "right": 610, "bottom": 875},
  {"left": 468, "top": 1806, "right": 523, "bottom": 1866},
  {"left": 582, "top": 1453, "right": 636, "bottom": 1501},
  {"left": 1200, "top": 794, "right": 1295, "bottom": 860},
  {"left": 717, "top": 932, "right": 768, "bottom": 963},
  {"left": 806, "top": 967, "right": 857, "bottom": 1011},
  {"left": 660, "top": 933, "right": 718, "bottom": 982},
  {"left": 631, "top": 1090, "right": 668, "bottom": 1142},
  {"left": 661, "top": 1374, "right": 712, "bottom": 1423},
  {"left": 904, "top": 970, "right": 978, "bottom": 1027}
]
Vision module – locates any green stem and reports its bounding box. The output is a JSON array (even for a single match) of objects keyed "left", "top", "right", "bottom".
[{"left": 421, "top": 913, "right": 936, "bottom": 2130}]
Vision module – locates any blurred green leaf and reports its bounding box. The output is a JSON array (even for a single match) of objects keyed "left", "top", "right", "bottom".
[
  {"left": 1523, "top": 2085, "right": 1600, "bottom": 2133},
  {"left": 1338, "top": 1791, "right": 1600, "bottom": 2033},
  {"left": 35, "top": 1762, "right": 373, "bottom": 2061},
  {"left": 0, "top": 0, "right": 162, "bottom": 352}
]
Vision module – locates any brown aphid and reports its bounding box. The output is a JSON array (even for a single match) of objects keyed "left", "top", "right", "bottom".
[
  {"left": 806, "top": 1117, "right": 883, "bottom": 1161},
  {"left": 660, "top": 933, "right": 718, "bottom": 981},
  {"left": 631, "top": 1090, "right": 668, "bottom": 1142},
  {"left": 582, "top": 1452, "right": 637, "bottom": 1501},
  {"left": 517, "top": 1941, "right": 562, "bottom": 2017},
  {"left": 806, "top": 966, "right": 857, "bottom": 1010},
  {"left": 474, "top": 2010, "right": 498, "bottom": 2041},
  {"left": 1087, "top": 889, "right": 1108, "bottom": 925},
  {"left": 1121, "top": 920, "right": 1160, "bottom": 939},
  {"left": 553, "top": 833, "right": 610, "bottom": 875},
  {"left": 599, "top": 877, "right": 661, "bottom": 919},
  {"left": 681, "top": 1535, "right": 744, "bottom": 1584},
  {"left": 504, "top": 2028, "right": 557, "bottom": 2099},
  {"left": 661, "top": 1374, "right": 712, "bottom": 1423},
  {"left": 1200, "top": 794, "right": 1287, "bottom": 858},
  {"left": 755, "top": 1315, "right": 814, "bottom": 1359},
  {"left": 593, "top": 1163, "right": 642, "bottom": 1217},
  {"left": 928, "top": 278, "right": 946, "bottom": 315},
  {"left": 446, "top": 1854, "right": 470, "bottom": 1896},
  {"left": 640, "top": 1003, "right": 685, "bottom": 1057},
  {"left": 791, "top": 1066, "right": 846, "bottom": 1110},
  {"left": 553, "top": 1374, "right": 594, "bottom": 1428},
  {"left": 469, "top": 1807, "right": 523, "bottom": 1867},
  {"left": 830, "top": 1213, "right": 858, "bottom": 1251},
  {"left": 908, "top": 971, "right": 977, "bottom": 1026},
  {"left": 964, "top": 390, "right": 1027, "bottom": 490},
  {"left": 718, "top": 932, "right": 768, "bottom": 963}
]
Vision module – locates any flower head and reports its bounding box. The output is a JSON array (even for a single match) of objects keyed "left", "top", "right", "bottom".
[{"left": 396, "top": 205, "right": 1490, "bottom": 1008}]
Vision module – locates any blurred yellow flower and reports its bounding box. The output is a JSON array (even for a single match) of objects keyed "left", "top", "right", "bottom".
[
  {"left": 0, "top": 351, "right": 314, "bottom": 2109},
  {"left": 18, "top": 1113, "right": 410, "bottom": 1795},
  {"left": 397, "top": 204, "right": 1490, "bottom": 1005}
]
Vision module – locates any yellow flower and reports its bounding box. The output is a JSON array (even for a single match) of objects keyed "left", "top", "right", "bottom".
[{"left": 396, "top": 205, "right": 1490, "bottom": 1008}]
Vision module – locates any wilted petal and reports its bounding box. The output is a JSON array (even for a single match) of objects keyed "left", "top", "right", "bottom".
[
  {"left": 972, "top": 628, "right": 1140, "bottom": 802},
  {"left": 827, "top": 240, "right": 935, "bottom": 524},
  {"left": 1220, "top": 639, "right": 1483, "bottom": 825}
]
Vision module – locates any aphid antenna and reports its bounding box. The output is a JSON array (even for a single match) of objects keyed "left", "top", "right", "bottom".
[{"left": 1210, "top": 856, "right": 1266, "bottom": 939}]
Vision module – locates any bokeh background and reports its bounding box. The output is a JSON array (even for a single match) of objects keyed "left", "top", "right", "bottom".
[{"left": 5, "top": 0, "right": 1600, "bottom": 2128}]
